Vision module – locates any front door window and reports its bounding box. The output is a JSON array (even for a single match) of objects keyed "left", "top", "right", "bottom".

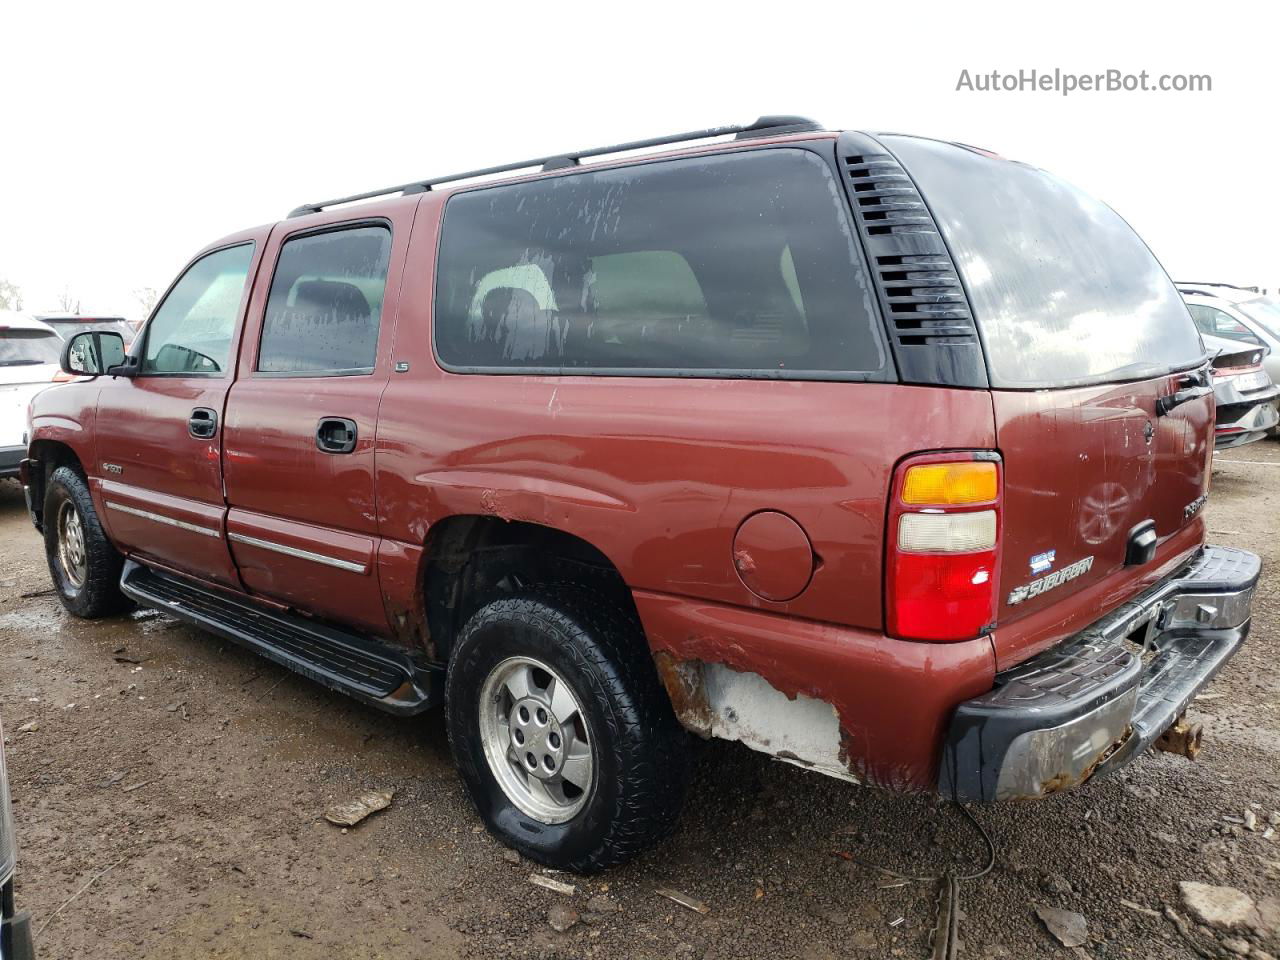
[{"left": 141, "top": 244, "right": 255, "bottom": 375}]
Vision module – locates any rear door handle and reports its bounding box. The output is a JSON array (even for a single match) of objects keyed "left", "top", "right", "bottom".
[
  {"left": 316, "top": 417, "right": 358, "bottom": 454},
  {"left": 188, "top": 407, "right": 218, "bottom": 439}
]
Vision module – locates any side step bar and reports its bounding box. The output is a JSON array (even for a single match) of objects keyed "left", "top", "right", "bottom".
[{"left": 120, "top": 561, "right": 440, "bottom": 715}]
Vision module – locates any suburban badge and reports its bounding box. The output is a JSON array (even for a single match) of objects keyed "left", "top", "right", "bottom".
[{"left": 1007, "top": 555, "right": 1095, "bottom": 606}]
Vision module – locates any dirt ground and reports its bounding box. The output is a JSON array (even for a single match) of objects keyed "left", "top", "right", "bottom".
[{"left": 2, "top": 450, "right": 1279, "bottom": 960}]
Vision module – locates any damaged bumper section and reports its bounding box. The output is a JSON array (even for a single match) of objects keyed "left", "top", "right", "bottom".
[
  {"left": 941, "top": 545, "right": 1260, "bottom": 802},
  {"left": 1214, "top": 395, "right": 1280, "bottom": 448}
]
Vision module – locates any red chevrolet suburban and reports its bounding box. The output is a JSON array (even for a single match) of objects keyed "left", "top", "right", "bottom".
[{"left": 22, "top": 116, "right": 1260, "bottom": 872}]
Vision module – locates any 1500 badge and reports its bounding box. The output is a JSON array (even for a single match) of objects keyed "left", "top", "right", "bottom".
[
  {"left": 1007, "top": 555, "right": 1095, "bottom": 606},
  {"left": 1184, "top": 492, "right": 1208, "bottom": 520}
]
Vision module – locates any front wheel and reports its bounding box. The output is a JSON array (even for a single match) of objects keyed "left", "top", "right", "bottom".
[
  {"left": 42, "top": 466, "right": 131, "bottom": 618},
  {"left": 445, "top": 588, "right": 687, "bottom": 873}
]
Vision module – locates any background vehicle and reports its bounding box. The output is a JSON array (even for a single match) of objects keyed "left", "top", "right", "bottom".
[
  {"left": 1, "top": 715, "right": 36, "bottom": 959},
  {"left": 0, "top": 314, "right": 62, "bottom": 479},
  {"left": 22, "top": 118, "right": 1259, "bottom": 872},
  {"left": 1200, "top": 333, "right": 1279, "bottom": 447},
  {"left": 1181, "top": 282, "right": 1280, "bottom": 386},
  {"left": 33, "top": 314, "right": 136, "bottom": 344}
]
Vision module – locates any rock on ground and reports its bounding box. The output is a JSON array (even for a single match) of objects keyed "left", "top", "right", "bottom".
[{"left": 1178, "top": 881, "right": 1260, "bottom": 931}]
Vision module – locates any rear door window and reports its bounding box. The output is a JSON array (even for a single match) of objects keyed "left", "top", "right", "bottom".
[
  {"left": 258, "top": 225, "right": 392, "bottom": 375},
  {"left": 0, "top": 329, "right": 61, "bottom": 366},
  {"left": 434, "top": 148, "right": 886, "bottom": 378},
  {"left": 885, "top": 136, "right": 1203, "bottom": 388}
]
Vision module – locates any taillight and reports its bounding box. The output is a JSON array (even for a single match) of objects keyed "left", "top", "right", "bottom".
[
  {"left": 1212, "top": 361, "right": 1263, "bottom": 378},
  {"left": 886, "top": 453, "right": 1001, "bottom": 642},
  {"left": 51, "top": 370, "right": 76, "bottom": 382}
]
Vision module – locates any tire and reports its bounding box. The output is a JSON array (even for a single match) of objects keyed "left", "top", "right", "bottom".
[
  {"left": 445, "top": 586, "right": 688, "bottom": 873},
  {"left": 42, "top": 465, "right": 132, "bottom": 618}
]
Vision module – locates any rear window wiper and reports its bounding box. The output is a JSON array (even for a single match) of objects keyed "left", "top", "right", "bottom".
[{"left": 1157, "top": 366, "right": 1213, "bottom": 416}]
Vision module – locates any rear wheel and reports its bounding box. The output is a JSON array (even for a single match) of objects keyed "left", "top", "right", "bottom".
[
  {"left": 43, "top": 466, "right": 131, "bottom": 618},
  {"left": 445, "top": 587, "right": 687, "bottom": 872}
]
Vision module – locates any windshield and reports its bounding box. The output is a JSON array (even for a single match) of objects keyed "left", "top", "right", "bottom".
[
  {"left": 1236, "top": 298, "right": 1280, "bottom": 341},
  {"left": 885, "top": 136, "right": 1203, "bottom": 388},
  {"left": 0, "top": 329, "right": 62, "bottom": 366},
  {"left": 47, "top": 319, "right": 135, "bottom": 340}
]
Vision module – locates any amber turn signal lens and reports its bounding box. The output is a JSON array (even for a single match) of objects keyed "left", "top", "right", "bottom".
[{"left": 901, "top": 462, "right": 997, "bottom": 506}]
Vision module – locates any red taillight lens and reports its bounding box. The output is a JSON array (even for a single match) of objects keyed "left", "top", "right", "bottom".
[
  {"left": 886, "top": 453, "right": 1001, "bottom": 642},
  {"left": 1212, "top": 362, "right": 1263, "bottom": 378}
]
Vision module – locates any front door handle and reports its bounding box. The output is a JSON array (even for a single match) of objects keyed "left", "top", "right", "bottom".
[
  {"left": 189, "top": 407, "right": 218, "bottom": 439},
  {"left": 316, "top": 417, "right": 358, "bottom": 454}
]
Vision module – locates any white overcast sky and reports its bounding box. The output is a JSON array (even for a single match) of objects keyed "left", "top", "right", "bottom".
[{"left": 3, "top": 0, "right": 1277, "bottom": 319}]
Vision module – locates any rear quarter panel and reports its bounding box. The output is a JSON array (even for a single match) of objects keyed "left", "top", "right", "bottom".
[{"left": 375, "top": 194, "right": 997, "bottom": 632}]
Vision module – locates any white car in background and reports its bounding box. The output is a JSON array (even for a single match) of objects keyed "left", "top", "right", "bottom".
[
  {"left": 34, "top": 312, "right": 137, "bottom": 345},
  {"left": 0, "top": 313, "right": 63, "bottom": 479},
  {"left": 1200, "top": 333, "right": 1280, "bottom": 448},
  {"left": 1179, "top": 282, "right": 1280, "bottom": 386}
]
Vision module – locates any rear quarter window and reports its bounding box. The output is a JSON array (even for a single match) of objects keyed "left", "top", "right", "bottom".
[
  {"left": 0, "top": 329, "right": 61, "bottom": 366},
  {"left": 433, "top": 148, "right": 886, "bottom": 378},
  {"left": 885, "top": 136, "right": 1202, "bottom": 388}
]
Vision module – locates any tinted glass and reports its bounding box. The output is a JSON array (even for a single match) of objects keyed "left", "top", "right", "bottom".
[
  {"left": 0, "top": 329, "right": 62, "bottom": 365},
  {"left": 47, "top": 319, "right": 135, "bottom": 340},
  {"left": 1187, "top": 304, "right": 1260, "bottom": 344},
  {"left": 143, "top": 244, "right": 254, "bottom": 375},
  {"left": 886, "top": 136, "right": 1202, "bottom": 388},
  {"left": 1236, "top": 298, "right": 1280, "bottom": 341},
  {"left": 434, "top": 149, "right": 884, "bottom": 376},
  {"left": 259, "top": 226, "right": 391, "bottom": 374}
]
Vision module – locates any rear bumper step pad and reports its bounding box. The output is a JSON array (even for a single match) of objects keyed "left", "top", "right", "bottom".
[
  {"left": 940, "top": 544, "right": 1260, "bottom": 801},
  {"left": 120, "top": 561, "right": 439, "bottom": 715}
]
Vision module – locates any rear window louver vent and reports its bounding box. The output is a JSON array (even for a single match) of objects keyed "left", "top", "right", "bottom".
[{"left": 837, "top": 135, "right": 988, "bottom": 388}]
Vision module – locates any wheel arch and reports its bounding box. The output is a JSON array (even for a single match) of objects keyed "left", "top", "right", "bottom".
[
  {"left": 25, "top": 438, "right": 87, "bottom": 531},
  {"left": 419, "top": 515, "right": 642, "bottom": 663}
]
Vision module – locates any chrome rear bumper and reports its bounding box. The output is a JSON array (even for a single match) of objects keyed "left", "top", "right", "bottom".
[{"left": 940, "top": 545, "right": 1260, "bottom": 802}]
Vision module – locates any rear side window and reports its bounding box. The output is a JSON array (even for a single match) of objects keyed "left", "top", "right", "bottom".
[
  {"left": 142, "top": 244, "right": 254, "bottom": 375},
  {"left": 434, "top": 149, "right": 885, "bottom": 377},
  {"left": 258, "top": 225, "right": 391, "bottom": 375},
  {"left": 1187, "top": 304, "right": 1262, "bottom": 345},
  {"left": 0, "top": 329, "right": 62, "bottom": 366},
  {"left": 885, "top": 136, "right": 1203, "bottom": 388}
]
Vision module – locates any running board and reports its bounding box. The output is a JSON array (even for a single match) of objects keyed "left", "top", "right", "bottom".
[{"left": 120, "top": 561, "right": 439, "bottom": 715}]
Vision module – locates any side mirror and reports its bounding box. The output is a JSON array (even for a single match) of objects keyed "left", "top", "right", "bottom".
[{"left": 60, "top": 331, "right": 129, "bottom": 378}]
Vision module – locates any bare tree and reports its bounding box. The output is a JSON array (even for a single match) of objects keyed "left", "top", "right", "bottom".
[
  {"left": 132, "top": 286, "right": 159, "bottom": 319},
  {"left": 56, "top": 285, "right": 81, "bottom": 314},
  {"left": 0, "top": 279, "right": 22, "bottom": 311}
]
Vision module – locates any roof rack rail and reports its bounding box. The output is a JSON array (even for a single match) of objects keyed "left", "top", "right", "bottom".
[{"left": 286, "top": 115, "right": 823, "bottom": 218}]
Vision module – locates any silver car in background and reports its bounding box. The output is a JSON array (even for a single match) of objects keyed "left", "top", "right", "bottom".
[
  {"left": 1202, "top": 333, "right": 1280, "bottom": 448},
  {"left": 1180, "top": 282, "right": 1280, "bottom": 386},
  {"left": 1, "top": 714, "right": 35, "bottom": 958}
]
